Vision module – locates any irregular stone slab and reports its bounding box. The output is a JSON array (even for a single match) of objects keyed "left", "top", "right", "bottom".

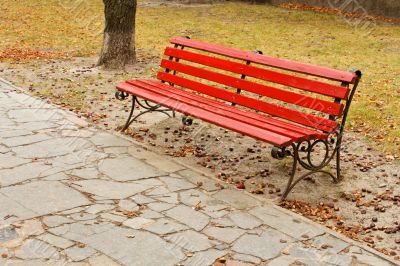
[
  {"left": 18, "top": 121, "right": 58, "bottom": 131},
  {"left": 143, "top": 218, "right": 188, "bottom": 235},
  {"left": 37, "top": 233, "right": 74, "bottom": 249},
  {"left": 83, "top": 227, "right": 184, "bottom": 266},
  {"left": 49, "top": 222, "right": 114, "bottom": 243},
  {"left": 312, "top": 234, "right": 350, "bottom": 254},
  {"left": 12, "top": 138, "right": 89, "bottom": 159},
  {"left": 165, "top": 205, "right": 210, "bottom": 231},
  {"left": 51, "top": 150, "right": 105, "bottom": 166},
  {"left": 100, "top": 213, "right": 127, "bottom": 223},
  {"left": 16, "top": 219, "right": 45, "bottom": 237},
  {"left": 211, "top": 217, "right": 235, "bottom": 227},
  {"left": 61, "top": 129, "right": 93, "bottom": 138},
  {"left": 322, "top": 254, "right": 353, "bottom": 266},
  {"left": 180, "top": 189, "right": 225, "bottom": 208},
  {"left": 201, "top": 205, "right": 229, "bottom": 219},
  {"left": 177, "top": 169, "right": 220, "bottom": 192},
  {"left": 98, "top": 157, "right": 165, "bottom": 181},
  {"left": 146, "top": 186, "right": 170, "bottom": 196},
  {"left": 166, "top": 230, "right": 214, "bottom": 252},
  {"left": 228, "top": 211, "right": 262, "bottom": 230},
  {"left": 133, "top": 177, "right": 164, "bottom": 187},
  {"left": 147, "top": 202, "right": 175, "bottom": 212},
  {"left": 58, "top": 206, "right": 86, "bottom": 215},
  {"left": 85, "top": 204, "right": 114, "bottom": 214},
  {"left": 14, "top": 239, "right": 59, "bottom": 260},
  {"left": 131, "top": 194, "right": 155, "bottom": 204},
  {"left": 266, "top": 256, "right": 298, "bottom": 266},
  {"left": 70, "top": 212, "right": 97, "bottom": 221},
  {"left": 0, "top": 162, "right": 52, "bottom": 186},
  {"left": 144, "top": 155, "right": 185, "bottom": 173},
  {"left": 0, "top": 193, "right": 37, "bottom": 222},
  {"left": 159, "top": 176, "right": 196, "bottom": 192},
  {"left": 140, "top": 209, "right": 164, "bottom": 219},
  {"left": 72, "top": 180, "right": 150, "bottom": 199},
  {"left": 212, "top": 189, "right": 259, "bottom": 209},
  {"left": 42, "top": 172, "right": 69, "bottom": 181},
  {"left": 1, "top": 134, "right": 51, "bottom": 147},
  {"left": 65, "top": 246, "right": 96, "bottom": 262},
  {"left": 184, "top": 250, "right": 227, "bottom": 266},
  {"left": 204, "top": 227, "right": 245, "bottom": 244},
  {"left": 103, "top": 146, "right": 129, "bottom": 155},
  {"left": 123, "top": 217, "right": 155, "bottom": 229},
  {"left": 0, "top": 181, "right": 90, "bottom": 216},
  {"left": 288, "top": 246, "right": 327, "bottom": 266},
  {"left": 0, "top": 144, "right": 10, "bottom": 154},
  {"left": 70, "top": 167, "right": 100, "bottom": 180},
  {"left": 232, "top": 229, "right": 293, "bottom": 260},
  {"left": 249, "top": 206, "right": 324, "bottom": 239},
  {"left": 118, "top": 200, "right": 139, "bottom": 211},
  {"left": 63, "top": 113, "right": 89, "bottom": 128},
  {"left": 353, "top": 252, "right": 393, "bottom": 266},
  {"left": 0, "top": 129, "right": 32, "bottom": 138},
  {"left": 90, "top": 132, "right": 132, "bottom": 148},
  {"left": 232, "top": 253, "right": 261, "bottom": 264},
  {"left": 7, "top": 91, "right": 55, "bottom": 110},
  {"left": 152, "top": 192, "right": 179, "bottom": 204},
  {"left": 0, "top": 226, "right": 19, "bottom": 242},
  {"left": 8, "top": 109, "right": 63, "bottom": 123},
  {"left": 0, "top": 153, "right": 29, "bottom": 169},
  {"left": 42, "top": 216, "right": 74, "bottom": 228},
  {"left": 89, "top": 254, "right": 121, "bottom": 266}
]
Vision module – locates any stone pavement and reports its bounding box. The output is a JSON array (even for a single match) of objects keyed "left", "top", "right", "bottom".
[{"left": 0, "top": 78, "right": 396, "bottom": 266}]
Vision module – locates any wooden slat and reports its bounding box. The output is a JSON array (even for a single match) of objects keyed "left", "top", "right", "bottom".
[
  {"left": 128, "top": 79, "right": 308, "bottom": 141},
  {"left": 157, "top": 72, "right": 337, "bottom": 132},
  {"left": 170, "top": 36, "right": 357, "bottom": 84},
  {"left": 142, "top": 79, "right": 327, "bottom": 138},
  {"left": 164, "top": 47, "right": 349, "bottom": 99},
  {"left": 139, "top": 79, "right": 329, "bottom": 139},
  {"left": 116, "top": 82, "right": 293, "bottom": 147},
  {"left": 160, "top": 59, "right": 343, "bottom": 116}
]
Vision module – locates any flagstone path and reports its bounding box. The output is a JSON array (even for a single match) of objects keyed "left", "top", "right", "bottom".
[{"left": 0, "top": 79, "right": 396, "bottom": 266}]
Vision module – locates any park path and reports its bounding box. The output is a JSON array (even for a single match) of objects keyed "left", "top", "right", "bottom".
[{"left": 0, "top": 78, "right": 396, "bottom": 266}]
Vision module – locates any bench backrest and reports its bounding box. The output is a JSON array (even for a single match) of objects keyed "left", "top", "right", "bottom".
[{"left": 157, "top": 36, "right": 361, "bottom": 133}]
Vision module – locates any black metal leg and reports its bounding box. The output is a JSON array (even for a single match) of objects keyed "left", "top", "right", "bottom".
[
  {"left": 121, "top": 96, "right": 137, "bottom": 132},
  {"left": 335, "top": 141, "right": 342, "bottom": 183},
  {"left": 281, "top": 144, "right": 298, "bottom": 200},
  {"left": 279, "top": 138, "right": 342, "bottom": 202}
]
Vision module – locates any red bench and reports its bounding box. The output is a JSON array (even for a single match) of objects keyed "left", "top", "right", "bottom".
[{"left": 115, "top": 36, "right": 361, "bottom": 200}]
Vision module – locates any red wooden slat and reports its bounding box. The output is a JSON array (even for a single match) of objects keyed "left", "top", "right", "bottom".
[
  {"left": 157, "top": 72, "right": 337, "bottom": 132},
  {"left": 129, "top": 79, "right": 313, "bottom": 141},
  {"left": 164, "top": 47, "right": 349, "bottom": 100},
  {"left": 170, "top": 36, "right": 357, "bottom": 84},
  {"left": 160, "top": 59, "right": 343, "bottom": 116},
  {"left": 142, "top": 79, "right": 328, "bottom": 139},
  {"left": 116, "top": 82, "right": 293, "bottom": 147}
]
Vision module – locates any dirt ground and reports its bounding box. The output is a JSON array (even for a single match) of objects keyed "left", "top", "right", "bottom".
[{"left": 1, "top": 57, "right": 399, "bottom": 260}]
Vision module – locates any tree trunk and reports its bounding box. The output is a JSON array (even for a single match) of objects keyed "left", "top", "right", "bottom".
[{"left": 97, "top": 0, "right": 137, "bottom": 69}]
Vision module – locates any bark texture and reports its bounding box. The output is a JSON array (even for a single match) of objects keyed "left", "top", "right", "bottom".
[{"left": 97, "top": 0, "right": 137, "bottom": 69}]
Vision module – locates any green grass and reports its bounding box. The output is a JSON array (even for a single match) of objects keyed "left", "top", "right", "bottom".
[{"left": 1, "top": 0, "right": 399, "bottom": 154}]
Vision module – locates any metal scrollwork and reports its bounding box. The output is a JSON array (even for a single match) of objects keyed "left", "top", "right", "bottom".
[
  {"left": 115, "top": 90, "right": 176, "bottom": 132},
  {"left": 275, "top": 132, "right": 343, "bottom": 201}
]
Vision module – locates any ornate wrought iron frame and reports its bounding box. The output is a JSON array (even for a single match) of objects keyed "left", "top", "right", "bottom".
[
  {"left": 273, "top": 70, "right": 362, "bottom": 201},
  {"left": 115, "top": 90, "right": 175, "bottom": 132}
]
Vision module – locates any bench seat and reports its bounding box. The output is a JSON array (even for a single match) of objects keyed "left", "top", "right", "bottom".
[{"left": 117, "top": 79, "right": 329, "bottom": 147}]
